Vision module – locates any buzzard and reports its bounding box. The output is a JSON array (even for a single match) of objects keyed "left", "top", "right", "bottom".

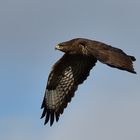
[{"left": 41, "top": 38, "right": 136, "bottom": 126}]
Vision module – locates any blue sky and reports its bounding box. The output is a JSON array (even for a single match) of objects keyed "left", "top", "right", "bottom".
[{"left": 0, "top": 0, "right": 140, "bottom": 140}]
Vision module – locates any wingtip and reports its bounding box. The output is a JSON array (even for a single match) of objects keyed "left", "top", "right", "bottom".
[
  {"left": 128, "top": 69, "right": 137, "bottom": 74},
  {"left": 50, "top": 112, "right": 54, "bottom": 126},
  {"left": 56, "top": 114, "right": 60, "bottom": 122},
  {"left": 129, "top": 56, "right": 136, "bottom": 61},
  {"left": 40, "top": 108, "right": 46, "bottom": 119},
  {"left": 133, "top": 71, "right": 137, "bottom": 74}
]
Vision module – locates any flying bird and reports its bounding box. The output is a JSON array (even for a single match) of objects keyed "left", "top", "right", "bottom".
[{"left": 41, "top": 38, "right": 136, "bottom": 126}]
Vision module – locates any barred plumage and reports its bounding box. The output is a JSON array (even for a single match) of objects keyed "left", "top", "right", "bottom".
[{"left": 41, "top": 38, "right": 136, "bottom": 126}]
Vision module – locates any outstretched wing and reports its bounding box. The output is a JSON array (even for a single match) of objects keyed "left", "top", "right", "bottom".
[
  {"left": 41, "top": 54, "right": 97, "bottom": 126},
  {"left": 86, "top": 41, "right": 136, "bottom": 74}
]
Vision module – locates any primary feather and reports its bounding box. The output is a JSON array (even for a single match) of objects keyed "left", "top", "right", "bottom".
[{"left": 41, "top": 38, "right": 136, "bottom": 126}]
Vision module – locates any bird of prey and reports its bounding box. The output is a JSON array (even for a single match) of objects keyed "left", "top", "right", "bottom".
[{"left": 41, "top": 38, "right": 136, "bottom": 126}]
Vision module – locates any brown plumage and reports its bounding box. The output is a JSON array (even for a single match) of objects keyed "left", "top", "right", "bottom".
[{"left": 41, "top": 38, "right": 136, "bottom": 126}]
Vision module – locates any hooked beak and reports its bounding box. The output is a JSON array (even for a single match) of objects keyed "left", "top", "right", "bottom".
[{"left": 55, "top": 45, "right": 61, "bottom": 50}]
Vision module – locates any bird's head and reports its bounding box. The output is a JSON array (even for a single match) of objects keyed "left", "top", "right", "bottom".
[{"left": 55, "top": 38, "right": 90, "bottom": 55}]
